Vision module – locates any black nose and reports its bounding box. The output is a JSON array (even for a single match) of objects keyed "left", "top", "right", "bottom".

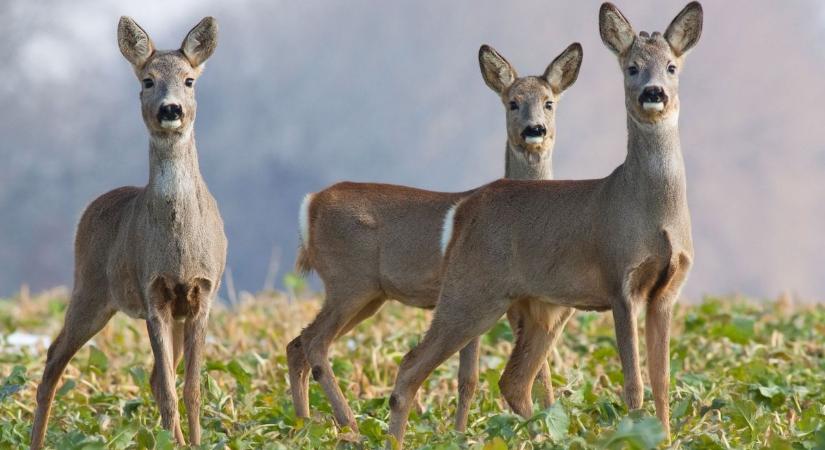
[
  {"left": 157, "top": 104, "right": 183, "bottom": 121},
  {"left": 639, "top": 86, "right": 667, "bottom": 104},
  {"left": 521, "top": 125, "right": 547, "bottom": 138}
]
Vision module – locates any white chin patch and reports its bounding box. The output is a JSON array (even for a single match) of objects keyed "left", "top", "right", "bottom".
[
  {"left": 524, "top": 136, "right": 544, "bottom": 145},
  {"left": 160, "top": 119, "right": 182, "bottom": 129},
  {"left": 642, "top": 102, "right": 665, "bottom": 112}
]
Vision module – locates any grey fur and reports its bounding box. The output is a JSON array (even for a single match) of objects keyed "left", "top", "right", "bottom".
[
  {"left": 287, "top": 44, "right": 583, "bottom": 432},
  {"left": 31, "top": 17, "right": 226, "bottom": 449},
  {"left": 387, "top": 3, "right": 702, "bottom": 448}
]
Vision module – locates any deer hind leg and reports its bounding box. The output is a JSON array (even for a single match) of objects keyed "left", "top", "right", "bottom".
[
  {"left": 299, "top": 286, "right": 382, "bottom": 431},
  {"left": 172, "top": 320, "right": 185, "bottom": 371},
  {"left": 500, "top": 302, "right": 572, "bottom": 417},
  {"left": 31, "top": 298, "right": 114, "bottom": 450},
  {"left": 454, "top": 337, "right": 480, "bottom": 431},
  {"left": 30, "top": 294, "right": 114, "bottom": 450},
  {"left": 536, "top": 306, "right": 575, "bottom": 407},
  {"left": 504, "top": 304, "right": 553, "bottom": 408},
  {"left": 286, "top": 335, "right": 312, "bottom": 420},
  {"left": 146, "top": 278, "right": 185, "bottom": 445},
  {"left": 288, "top": 296, "right": 385, "bottom": 421},
  {"left": 388, "top": 289, "right": 511, "bottom": 447}
]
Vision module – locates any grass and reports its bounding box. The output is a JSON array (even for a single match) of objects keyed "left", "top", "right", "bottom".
[{"left": 1, "top": 286, "right": 824, "bottom": 449}]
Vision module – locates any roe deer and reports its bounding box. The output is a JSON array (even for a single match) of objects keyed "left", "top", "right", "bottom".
[
  {"left": 30, "top": 17, "right": 226, "bottom": 449},
  {"left": 386, "top": 3, "right": 702, "bottom": 447},
  {"left": 287, "top": 43, "right": 583, "bottom": 432}
]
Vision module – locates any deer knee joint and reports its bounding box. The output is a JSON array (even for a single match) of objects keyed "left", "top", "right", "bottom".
[
  {"left": 389, "top": 393, "right": 401, "bottom": 411},
  {"left": 286, "top": 338, "right": 304, "bottom": 361},
  {"left": 311, "top": 365, "right": 323, "bottom": 381}
]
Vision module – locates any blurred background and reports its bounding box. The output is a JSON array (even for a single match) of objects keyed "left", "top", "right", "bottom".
[{"left": 1, "top": 0, "right": 823, "bottom": 301}]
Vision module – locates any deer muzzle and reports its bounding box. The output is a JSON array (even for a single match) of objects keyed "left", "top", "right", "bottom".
[
  {"left": 521, "top": 125, "right": 547, "bottom": 144},
  {"left": 157, "top": 104, "right": 184, "bottom": 129},
  {"left": 639, "top": 86, "right": 668, "bottom": 111}
]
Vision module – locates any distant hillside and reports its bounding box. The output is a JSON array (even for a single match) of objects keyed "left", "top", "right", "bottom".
[{"left": 1, "top": 0, "right": 823, "bottom": 300}]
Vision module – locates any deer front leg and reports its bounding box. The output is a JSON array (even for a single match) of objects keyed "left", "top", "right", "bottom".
[
  {"left": 612, "top": 297, "right": 643, "bottom": 410},
  {"left": 646, "top": 296, "right": 673, "bottom": 439},
  {"left": 147, "top": 314, "right": 184, "bottom": 444},
  {"left": 146, "top": 279, "right": 185, "bottom": 446},
  {"left": 183, "top": 309, "right": 209, "bottom": 445},
  {"left": 454, "top": 337, "right": 480, "bottom": 431}
]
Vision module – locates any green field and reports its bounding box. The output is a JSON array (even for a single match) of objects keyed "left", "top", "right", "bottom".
[{"left": 1, "top": 287, "right": 824, "bottom": 449}]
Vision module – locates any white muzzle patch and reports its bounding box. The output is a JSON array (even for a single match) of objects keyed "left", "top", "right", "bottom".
[
  {"left": 524, "top": 136, "right": 544, "bottom": 145},
  {"left": 642, "top": 102, "right": 665, "bottom": 112},
  {"left": 160, "top": 119, "right": 183, "bottom": 129}
]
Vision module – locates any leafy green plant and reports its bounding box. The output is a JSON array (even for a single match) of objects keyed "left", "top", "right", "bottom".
[{"left": 0, "top": 291, "right": 823, "bottom": 449}]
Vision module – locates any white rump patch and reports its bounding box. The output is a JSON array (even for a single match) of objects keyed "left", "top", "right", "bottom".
[
  {"left": 440, "top": 204, "right": 460, "bottom": 255},
  {"left": 299, "top": 193, "right": 314, "bottom": 249},
  {"left": 160, "top": 119, "right": 182, "bottom": 129},
  {"left": 524, "top": 136, "right": 543, "bottom": 144},
  {"left": 642, "top": 102, "right": 665, "bottom": 112}
]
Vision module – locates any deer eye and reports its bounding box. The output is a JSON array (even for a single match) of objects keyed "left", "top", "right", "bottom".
[
  {"left": 667, "top": 64, "right": 677, "bottom": 74},
  {"left": 142, "top": 78, "right": 154, "bottom": 89},
  {"left": 509, "top": 101, "right": 519, "bottom": 111},
  {"left": 185, "top": 78, "right": 195, "bottom": 87},
  {"left": 544, "top": 101, "right": 553, "bottom": 111},
  {"left": 627, "top": 66, "right": 639, "bottom": 76}
]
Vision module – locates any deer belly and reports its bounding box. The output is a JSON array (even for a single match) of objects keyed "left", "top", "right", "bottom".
[{"left": 537, "top": 295, "right": 611, "bottom": 312}]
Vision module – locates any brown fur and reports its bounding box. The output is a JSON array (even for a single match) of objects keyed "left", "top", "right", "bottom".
[
  {"left": 287, "top": 44, "right": 583, "bottom": 432},
  {"left": 30, "top": 17, "right": 225, "bottom": 449},
  {"left": 387, "top": 3, "right": 702, "bottom": 447}
]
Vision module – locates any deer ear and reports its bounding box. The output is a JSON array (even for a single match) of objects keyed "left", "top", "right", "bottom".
[
  {"left": 479, "top": 45, "right": 517, "bottom": 94},
  {"left": 181, "top": 17, "right": 218, "bottom": 67},
  {"left": 543, "top": 43, "right": 583, "bottom": 95},
  {"left": 599, "top": 3, "right": 635, "bottom": 56},
  {"left": 665, "top": 2, "right": 703, "bottom": 56},
  {"left": 118, "top": 16, "right": 155, "bottom": 69}
]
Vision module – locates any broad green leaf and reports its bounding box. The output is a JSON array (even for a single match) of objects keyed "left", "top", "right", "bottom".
[
  {"left": 56, "top": 378, "right": 76, "bottom": 398},
  {"left": 87, "top": 346, "right": 109, "bottom": 373},
  {"left": 482, "top": 437, "right": 508, "bottom": 450}
]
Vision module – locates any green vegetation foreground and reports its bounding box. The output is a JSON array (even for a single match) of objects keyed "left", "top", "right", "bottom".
[{"left": 1, "top": 289, "right": 824, "bottom": 449}]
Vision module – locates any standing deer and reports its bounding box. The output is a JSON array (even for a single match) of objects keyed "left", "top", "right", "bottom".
[
  {"left": 287, "top": 43, "right": 583, "bottom": 432},
  {"left": 30, "top": 17, "right": 226, "bottom": 449},
  {"left": 386, "top": 2, "right": 702, "bottom": 447}
]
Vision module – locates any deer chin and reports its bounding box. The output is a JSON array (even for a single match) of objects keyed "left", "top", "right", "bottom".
[
  {"left": 160, "top": 119, "right": 183, "bottom": 129},
  {"left": 642, "top": 102, "right": 665, "bottom": 112}
]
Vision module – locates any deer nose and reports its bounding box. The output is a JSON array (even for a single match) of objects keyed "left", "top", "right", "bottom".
[
  {"left": 521, "top": 125, "right": 547, "bottom": 139},
  {"left": 157, "top": 104, "right": 183, "bottom": 122},
  {"left": 639, "top": 86, "right": 667, "bottom": 105}
]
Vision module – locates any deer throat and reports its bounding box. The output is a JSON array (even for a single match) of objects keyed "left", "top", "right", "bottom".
[{"left": 505, "top": 142, "right": 553, "bottom": 180}]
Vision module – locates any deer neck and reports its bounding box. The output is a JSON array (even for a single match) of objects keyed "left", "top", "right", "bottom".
[
  {"left": 147, "top": 128, "right": 204, "bottom": 203},
  {"left": 620, "top": 112, "right": 687, "bottom": 215},
  {"left": 505, "top": 141, "right": 553, "bottom": 180}
]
